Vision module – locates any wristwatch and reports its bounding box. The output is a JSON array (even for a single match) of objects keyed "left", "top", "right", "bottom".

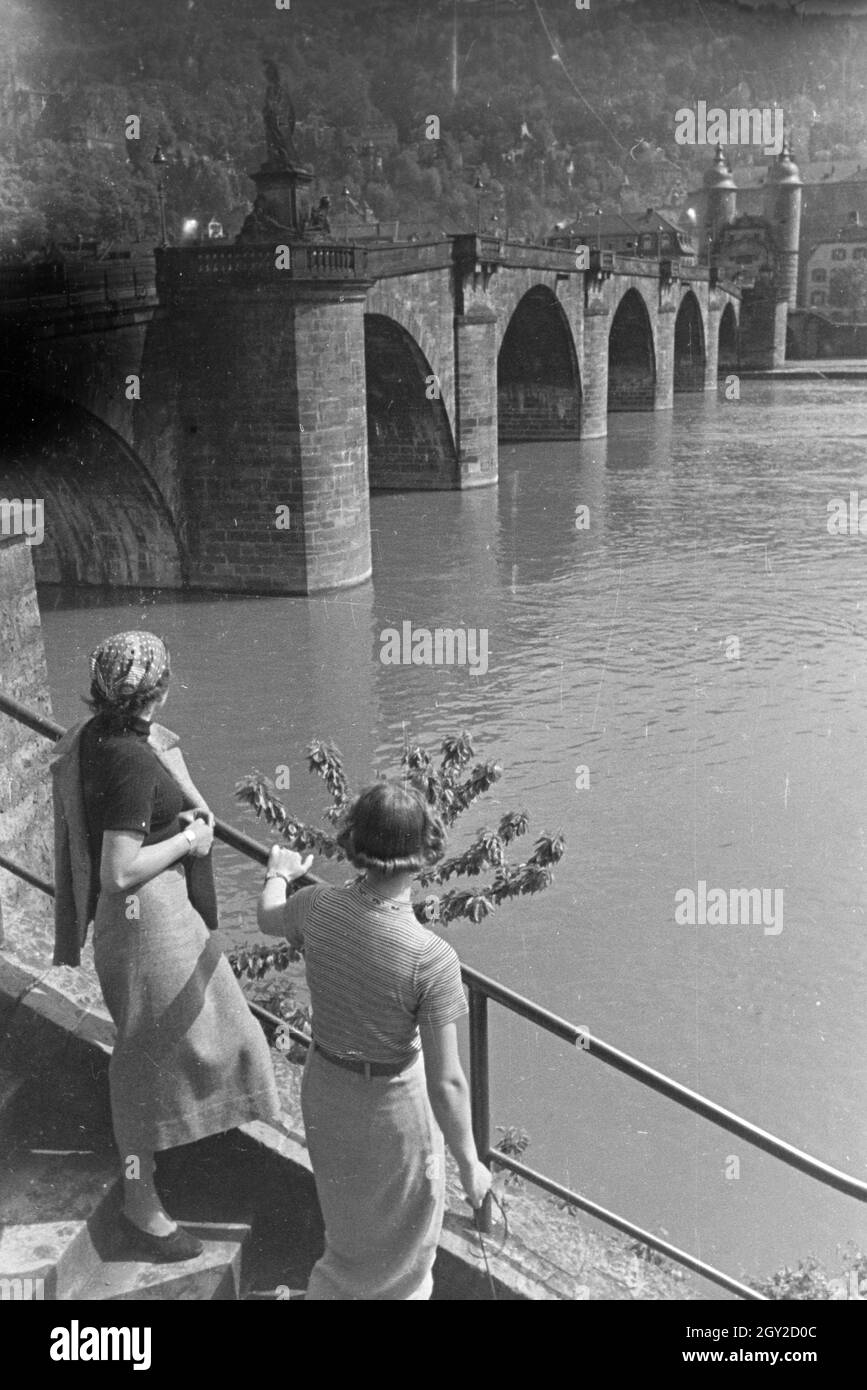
[
  {"left": 264, "top": 869, "right": 295, "bottom": 888},
  {"left": 182, "top": 825, "right": 198, "bottom": 852}
]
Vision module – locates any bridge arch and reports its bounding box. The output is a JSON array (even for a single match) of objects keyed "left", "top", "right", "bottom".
[
  {"left": 0, "top": 389, "right": 182, "bottom": 588},
  {"left": 497, "top": 285, "right": 581, "bottom": 440},
  {"left": 673, "top": 289, "right": 706, "bottom": 392},
  {"left": 608, "top": 287, "right": 656, "bottom": 411},
  {"left": 363, "top": 312, "right": 458, "bottom": 489},
  {"left": 718, "top": 301, "right": 739, "bottom": 372}
]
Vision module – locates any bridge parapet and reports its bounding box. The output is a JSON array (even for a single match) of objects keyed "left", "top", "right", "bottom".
[
  {"left": 495, "top": 242, "right": 577, "bottom": 273},
  {"left": 156, "top": 243, "right": 369, "bottom": 283},
  {"left": 365, "top": 240, "right": 453, "bottom": 278},
  {"left": 0, "top": 257, "right": 157, "bottom": 318}
]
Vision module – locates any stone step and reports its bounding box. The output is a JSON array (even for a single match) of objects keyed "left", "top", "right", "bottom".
[
  {"left": 0, "top": 1145, "right": 252, "bottom": 1301},
  {"left": 0, "top": 1072, "right": 252, "bottom": 1301},
  {"left": 0, "top": 1058, "right": 119, "bottom": 1299},
  {"left": 73, "top": 1220, "right": 250, "bottom": 1301},
  {"left": 0, "top": 1147, "right": 118, "bottom": 1299}
]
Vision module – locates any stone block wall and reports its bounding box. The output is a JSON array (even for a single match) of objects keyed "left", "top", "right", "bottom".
[
  {"left": 454, "top": 310, "right": 499, "bottom": 487},
  {"left": 154, "top": 266, "right": 372, "bottom": 595},
  {"left": 0, "top": 536, "right": 54, "bottom": 945},
  {"left": 294, "top": 293, "right": 372, "bottom": 590},
  {"left": 739, "top": 288, "right": 786, "bottom": 369},
  {"left": 498, "top": 383, "right": 581, "bottom": 439},
  {"left": 608, "top": 368, "right": 657, "bottom": 411},
  {"left": 580, "top": 311, "right": 610, "bottom": 438}
]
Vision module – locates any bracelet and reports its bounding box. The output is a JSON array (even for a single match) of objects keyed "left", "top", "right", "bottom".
[{"left": 264, "top": 869, "right": 295, "bottom": 888}]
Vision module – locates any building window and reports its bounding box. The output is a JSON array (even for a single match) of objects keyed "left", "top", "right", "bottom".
[
  {"left": 853, "top": 246, "right": 867, "bottom": 260},
  {"left": 810, "top": 291, "right": 827, "bottom": 306},
  {"left": 831, "top": 248, "right": 847, "bottom": 261},
  {"left": 811, "top": 268, "right": 827, "bottom": 281}
]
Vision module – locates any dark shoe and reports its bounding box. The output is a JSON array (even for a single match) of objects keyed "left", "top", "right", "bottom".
[{"left": 119, "top": 1212, "right": 204, "bottom": 1262}]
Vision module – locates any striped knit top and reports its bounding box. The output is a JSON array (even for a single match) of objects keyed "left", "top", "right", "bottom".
[{"left": 283, "top": 879, "right": 468, "bottom": 1064}]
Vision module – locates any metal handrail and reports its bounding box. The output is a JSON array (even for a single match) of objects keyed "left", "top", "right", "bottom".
[
  {"left": 491, "top": 1151, "right": 762, "bottom": 1301},
  {"left": 2, "top": 689, "right": 864, "bottom": 1299},
  {"left": 462, "top": 965, "right": 867, "bottom": 1206}
]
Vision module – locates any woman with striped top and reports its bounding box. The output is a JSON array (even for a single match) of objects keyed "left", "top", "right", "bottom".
[{"left": 257, "top": 780, "right": 491, "bottom": 1300}]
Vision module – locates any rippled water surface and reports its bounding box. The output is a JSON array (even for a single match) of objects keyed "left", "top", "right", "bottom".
[{"left": 40, "top": 381, "right": 867, "bottom": 1288}]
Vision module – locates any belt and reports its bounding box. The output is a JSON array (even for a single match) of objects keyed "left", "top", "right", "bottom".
[{"left": 312, "top": 1040, "right": 414, "bottom": 1079}]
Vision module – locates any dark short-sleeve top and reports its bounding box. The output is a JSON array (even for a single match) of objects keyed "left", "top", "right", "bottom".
[
  {"left": 79, "top": 714, "right": 185, "bottom": 914},
  {"left": 283, "top": 880, "right": 468, "bottom": 1065}
]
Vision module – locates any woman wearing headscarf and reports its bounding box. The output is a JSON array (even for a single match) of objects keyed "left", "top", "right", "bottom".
[
  {"left": 52, "top": 630, "right": 280, "bottom": 1261},
  {"left": 257, "top": 779, "right": 491, "bottom": 1300}
]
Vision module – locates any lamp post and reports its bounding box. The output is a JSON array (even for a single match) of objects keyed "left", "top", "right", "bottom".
[
  {"left": 342, "top": 185, "right": 351, "bottom": 240},
  {"left": 152, "top": 145, "right": 168, "bottom": 247},
  {"left": 595, "top": 206, "right": 602, "bottom": 252},
  {"left": 474, "top": 176, "right": 484, "bottom": 235}
]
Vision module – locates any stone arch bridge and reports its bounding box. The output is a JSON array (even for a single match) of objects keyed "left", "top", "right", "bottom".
[{"left": 0, "top": 237, "right": 740, "bottom": 595}]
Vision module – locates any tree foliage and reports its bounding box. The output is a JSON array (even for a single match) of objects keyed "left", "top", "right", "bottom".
[{"left": 227, "top": 730, "right": 564, "bottom": 985}]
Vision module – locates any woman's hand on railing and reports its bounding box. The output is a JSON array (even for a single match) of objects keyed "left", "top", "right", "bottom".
[
  {"left": 459, "top": 1157, "right": 493, "bottom": 1211},
  {"left": 179, "top": 810, "right": 215, "bottom": 857},
  {"left": 266, "top": 844, "right": 314, "bottom": 884}
]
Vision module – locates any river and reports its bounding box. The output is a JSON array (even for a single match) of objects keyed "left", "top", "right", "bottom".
[{"left": 38, "top": 380, "right": 867, "bottom": 1291}]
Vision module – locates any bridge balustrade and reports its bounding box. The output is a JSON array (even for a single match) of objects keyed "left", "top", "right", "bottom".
[{"left": 156, "top": 244, "right": 369, "bottom": 281}]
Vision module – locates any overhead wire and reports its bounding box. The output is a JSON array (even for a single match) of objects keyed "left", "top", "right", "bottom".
[{"left": 530, "top": 0, "right": 628, "bottom": 155}]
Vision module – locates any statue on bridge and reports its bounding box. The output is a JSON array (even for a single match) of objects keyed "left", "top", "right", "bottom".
[
  {"left": 262, "top": 60, "right": 301, "bottom": 169},
  {"left": 235, "top": 60, "right": 315, "bottom": 242},
  {"left": 307, "top": 196, "right": 332, "bottom": 238}
]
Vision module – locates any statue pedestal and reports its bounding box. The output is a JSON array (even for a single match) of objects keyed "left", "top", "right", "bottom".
[{"left": 252, "top": 161, "right": 314, "bottom": 237}]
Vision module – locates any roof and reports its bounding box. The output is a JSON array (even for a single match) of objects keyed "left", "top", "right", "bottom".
[
  {"left": 807, "top": 224, "right": 867, "bottom": 247},
  {"left": 563, "top": 209, "right": 692, "bottom": 239}
]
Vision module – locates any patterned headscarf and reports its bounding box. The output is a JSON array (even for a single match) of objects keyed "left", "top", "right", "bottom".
[{"left": 89, "top": 631, "right": 170, "bottom": 705}]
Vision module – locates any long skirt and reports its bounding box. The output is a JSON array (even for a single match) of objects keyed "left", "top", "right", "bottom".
[
  {"left": 301, "top": 1045, "right": 446, "bottom": 1300},
  {"left": 93, "top": 862, "right": 281, "bottom": 1158}
]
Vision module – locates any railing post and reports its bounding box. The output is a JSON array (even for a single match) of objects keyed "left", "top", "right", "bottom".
[{"left": 468, "top": 984, "right": 492, "bottom": 1234}]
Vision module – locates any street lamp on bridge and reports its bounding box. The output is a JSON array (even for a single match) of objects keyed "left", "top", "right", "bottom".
[{"left": 474, "top": 176, "right": 484, "bottom": 235}]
